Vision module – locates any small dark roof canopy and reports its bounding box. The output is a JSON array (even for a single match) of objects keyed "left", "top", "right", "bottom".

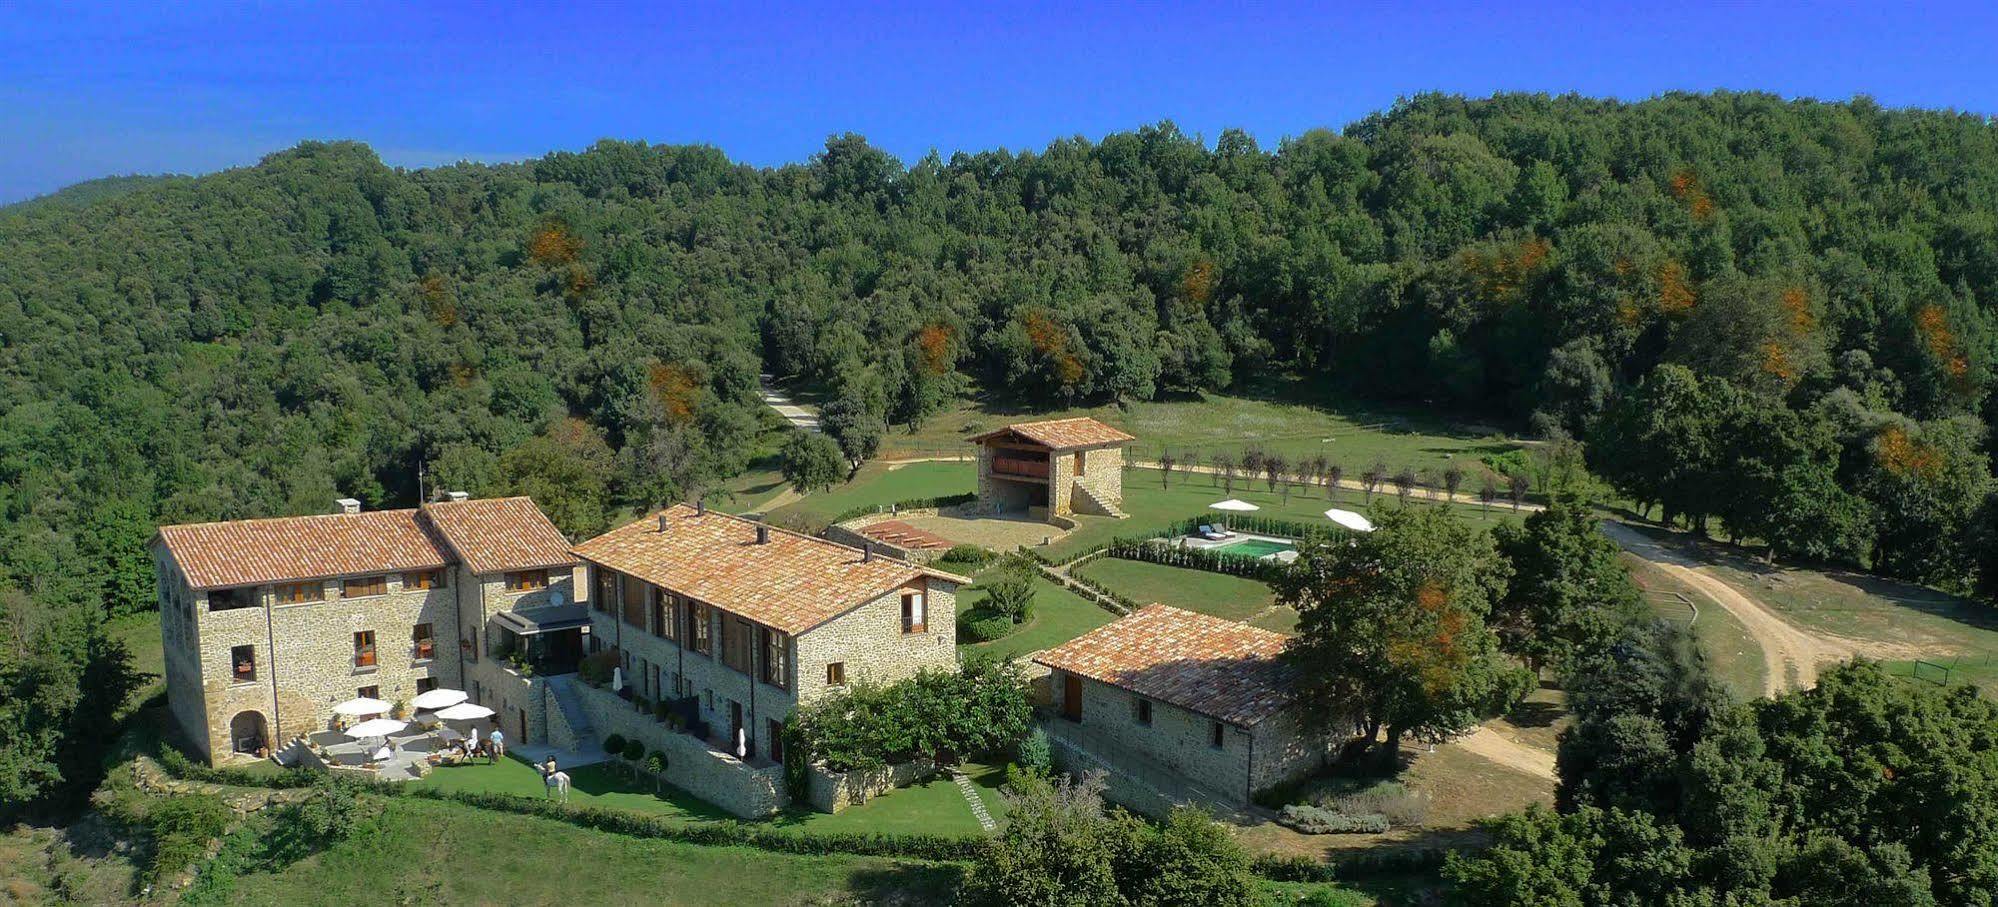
[{"left": 493, "top": 605, "right": 591, "bottom": 636}]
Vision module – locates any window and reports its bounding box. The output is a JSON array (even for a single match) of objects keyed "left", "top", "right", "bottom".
[
  {"left": 1210, "top": 721, "right": 1225, "bottom": 750},
  {"left": 687, "top": 601, "right": 712, "bottom": 655},
  {"left": 592, "top": 566, "right": 617, "bottom": 612},
  {"left": 358, "top": 685, "right": 380, "bottom": 701},
  {"left": 208, "top": 588, "right": 259, "bottom": 611},
  {"left": 342, "top": 575, "right": 387, "bottom": 598},
  {"left": 760, "top": 628, "right": 788, "bottom": 689},
  {"left": 651, "top": 589, "right": 675, "bottom": 641},
  {"left": 722, "top": 615, "right": 754, "bottom": 674},
  {"left": 416, "top": 677, "right": 437, "bottom": 694},
  {"left": 403, "top": 570, "right": 444, "bottom": 591},
  {"left": 621, "top": 575, "right": 646, "bottom": 627},
  {"left": 230, "top": 645, "right": 256, "bottom": 683},
  {"left": 412, "top": 623, "right": 435, "bottom": 660},
  {"left": 353, "top": 631, "right": 377, "bottom": 668},
  {"left": 768, "top": 719, "right": 785, "bottom": 764},
  {"left": 275, "top": 582, "right": 323, "bottom": 604},
  {"left": 1135, "top": 698, "right": 1152, "bottom": 726},
  {"left": 1074, "top": 451, "right": 1086, "bottom": 476},
  {"left": 901, "top": 591, "right": 927, "bottom": 634},
  {"left": 825, "top": 662, "right": 846, "bottom": 686},
  {"left": 505, "top": 569, "right": 549, "bottom": 592}
]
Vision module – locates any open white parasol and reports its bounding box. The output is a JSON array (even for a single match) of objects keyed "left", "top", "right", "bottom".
[
  {"left": 332, "top": 696, "right": 391, "bottom": 717},
  {"left": 1209, "top": 499, "right": 1260, "bottom": 512},
  {"left": 435, "top": 702, "right": 495, "bottom": 721},
  {"left": 1323, "top": 508, "right": 1375, "bottom": 532},
  {"left": 344, "top": 717, "right": 408, "bottom": 739},
  {"left": 411, "top": 688, "right": 469, "bottom": 711}
]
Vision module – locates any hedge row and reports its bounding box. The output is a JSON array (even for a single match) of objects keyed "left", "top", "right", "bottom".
[
  {"left": 826, "top": 492, "right": 977, "bottom": 528},
  {"left": 1102, "top": 537, "right": 1297, "bottom": 582},
  {"left": 152, "top": 747, "right": 987, "bottom": 862},
  {"left": 1251, "top": 846, "right": 1452, "bottom": 882},
  {"left": 1162, "top": 513, "right": 1330, "bottom": 543}
]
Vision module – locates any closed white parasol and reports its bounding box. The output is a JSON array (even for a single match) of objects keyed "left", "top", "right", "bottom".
[
  {"left": 1209, "top": 499, "right": 1260, "bottom": 512},
  {"left": 435, "top": 702, "right": 496, "bottom": 721},
  {"left": 411, "top": 688, "right": 468, "bottom": 711},
  {"left": 1323, "top": 508, "right": 1375, "bottom": 532},
  {"left": 332, "top": 696, "right": 391, "bottom": 717}
]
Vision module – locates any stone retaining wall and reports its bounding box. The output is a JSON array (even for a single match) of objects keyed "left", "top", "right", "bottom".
[
  {"left": 571, "top": 680, "right": 786, "bottom": 818},
  {"left": 805, "top": 758, "right": 936, "bottom": 813}
]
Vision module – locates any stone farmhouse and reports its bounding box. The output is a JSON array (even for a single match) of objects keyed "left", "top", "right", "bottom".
[
  {"left": 1034, "top": 604, "right": 1330, "bottom": 814},
  {"left": 970, "top": 417, "right": 1135, "bottom": 523},
  {"left": 567, "top": 503, "right": 968, "bottom": 815},
  {"left": 153, "top": 494, "right": 578, "bottom": 765}
]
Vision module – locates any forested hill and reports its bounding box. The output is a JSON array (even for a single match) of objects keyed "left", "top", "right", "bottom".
[{"left": 4, "top": 91, "right": 1998, "bottom": 624}]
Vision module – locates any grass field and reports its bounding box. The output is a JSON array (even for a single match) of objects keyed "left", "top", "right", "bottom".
[
  {"left": 875, "top": 380, "right": 1524, "bottom": 480},
  {"left": 1622, "top": 554, "right": 1770, "bottom": 700},
  {"left": 204, "top": 796, "right": 961, "bottom": 905},
  {"left": 1071, "top": 558, "right": 1277, "bottom": 622},
  {"left": 770, "top": 762, "right": 1009, "bottom": 836},
  {"left": 768, "top": 460, "right": 975, "bottom": 529},
  {"left": 957, "top": 570, "right": 1117, "bottom": 660},
  {"left": 414, "top": 755, "right": 735, "bottom": 822},
  {"left": 1044, "top": 467, "right": 1523, "bottom": 560}
]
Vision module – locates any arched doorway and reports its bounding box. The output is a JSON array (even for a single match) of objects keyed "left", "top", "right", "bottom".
[{"left": 229, "top": 710, "right": 269, "bottom": 755}]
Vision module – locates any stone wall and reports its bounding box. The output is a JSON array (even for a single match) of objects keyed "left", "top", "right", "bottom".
[
  {"left": 1246, "top": 708, "right": 1331, "bottom": 793},
  {"left": 592, "top": 603, "right": 798, "bottom": 762},
  {"left": 572, "top": 679, "right": 786, "bottom": 818},
  {"left": 456, "top": 566, "right": 576, "bottom": 746},
  {"left": 805, "top": 758, "right": 936, "bottom": 813},
  {"left": 1076, "top": 445, "right": 1125, "bottom": 511},
  {"left": 1050, "top": 670, "right": 1253, "bottom": 804},
  {"left": 792, "top": 579, "right": 958, "bottom": 704}
]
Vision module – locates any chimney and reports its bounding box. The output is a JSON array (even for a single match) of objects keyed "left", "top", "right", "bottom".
[
  {"left": 445, "top": 490, "right": 469, "bottom": 503},
  {"left": 755, "top": 525, "right": 770, "bottom": 545},
  {"left": 658, "top": 513, "right": 670, "bottom": 533},
  {"left": 334, "top": 498, "right": 362, "bottom": 515},
  {"left": 862, "top": 544, "right": 873, "bottom": 563},
  {"left": 696, "top": 498, "right": 706, "bottom": 516}
]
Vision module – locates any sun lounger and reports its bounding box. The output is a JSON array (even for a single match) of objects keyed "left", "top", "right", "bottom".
[{"left": 1197, "top": 524, "right": 1228, "bottom": 541}]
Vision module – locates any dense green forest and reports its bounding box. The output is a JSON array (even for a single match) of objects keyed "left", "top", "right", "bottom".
[{"left": 6, "top": 91, "right": 1998, "bottom": 812}]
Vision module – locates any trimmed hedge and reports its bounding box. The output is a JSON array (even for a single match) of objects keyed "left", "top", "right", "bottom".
[
  {"left": 1251, "top": 847, "right": 1452, "bottom": 882},
  {"left": 1103, "top": 535, "right": 1298, "bottom": 582},
  {"left": 1277, "top": 804, "right": 1388, "bottom": 834},
  {"left": 962, "top": 613, "right": 1017, "bottom": 642}
]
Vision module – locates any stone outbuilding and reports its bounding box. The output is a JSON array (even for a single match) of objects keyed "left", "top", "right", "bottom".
[
  {"left": 969, "top": 416, "right": 1135, "bottom": 523},
  {"left": 1034, "top": 604, "right": 1331, "bottom": 813}
]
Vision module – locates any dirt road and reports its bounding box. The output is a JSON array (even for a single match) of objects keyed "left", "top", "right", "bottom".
[
  {"left": 1451, "top": 726, "right": 1557, "bottom": 780},
  {"left": 1603, "top": 521, "right": 1922, "bottom": 696}
]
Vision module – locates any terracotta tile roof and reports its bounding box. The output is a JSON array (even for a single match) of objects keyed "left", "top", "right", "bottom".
[
  {"left": 421, "top": 497, "right": 577, "bottom": 576},
  {"left": 571, "top": 505, "right": 970, "bottom": 634},
  {"left": 969, "top": 417, "right": 1137, "bottom": 450},
  {"left": 1034, "top": 605, "right": 1296, "bottom": 727},
  {"left": 156, "top": 510, "right": 451, "bottom": 591}
]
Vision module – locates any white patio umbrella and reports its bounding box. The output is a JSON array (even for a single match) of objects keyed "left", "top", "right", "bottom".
[
  {"left": 332, "top": 696, "right": 391, "bottom": 717},
  {"left": 411, "top": 688, "right": 468, "bottom": 711},
  {"left": 1209, "top": 499, "right": 1260, "bottom": 512},
  {"left": 612, "top": 666, "right": 624, "bottom": 692},
  {"left": 435, "top": 702, "right": 495, "bottom": 721},
  {"left": 1324, "top": 508, "right": 1375, "bottom": 532},
  {"left": 344, "top": 717, "right": 408, "bottom": 739}
]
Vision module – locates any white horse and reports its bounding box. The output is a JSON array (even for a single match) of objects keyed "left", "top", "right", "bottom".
[{"left": 543, "top": 769, "right": 571, "bottom": 802}]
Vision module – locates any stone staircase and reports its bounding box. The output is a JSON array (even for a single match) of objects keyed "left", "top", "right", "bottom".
[
  {"left": 545, "top": 675, "right": 596, "bottom": 751},
  {"left": 1072, "top": 481, "right": 1128, "bottom": 519}
]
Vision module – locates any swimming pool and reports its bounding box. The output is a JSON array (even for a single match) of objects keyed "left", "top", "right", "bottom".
[{"left": 1217, "top": 538, "right": 1295, "bottom": 559}]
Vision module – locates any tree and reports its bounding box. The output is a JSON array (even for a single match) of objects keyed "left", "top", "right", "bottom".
[
  {"left": 1442, "top": 464, "right": 1466, "bottom": 503},
  {"left": 1325, "top": 463, "right": 1344, "bottom": 499},
  {"left": 1213, "top": 453, "right": 1236, "bottom": 494},
  {"left": 779, "top": 431, "right": 845, "bottom": 494},
  {"left": 1279, "top": 507, "right": 1532, "bottom": 766},
  {"left": 1491, "top": 495, "right": 1647, "bottom": 672},
  {"left": 977, "top": 553, "right": 1038, "bottom": 624},
  {"left": 1262, "top": 454, "right": 1286, "bottom": 496},
  {"left": 1361, "top": 461, "right": 1387, "bottom": 502},
  {"left": 1508, "top": 473, "right": 1531, "bottom": 510},
  {"left": 1158, "top": 447, "right": 1177, "bottom": 488},
  {"left": 1392, "top": 468, "right": 1417, "bottom": 503}
]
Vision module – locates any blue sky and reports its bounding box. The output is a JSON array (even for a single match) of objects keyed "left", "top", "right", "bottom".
[{"left": 3, "top": 1, "right": 1995, "bottom": 203}]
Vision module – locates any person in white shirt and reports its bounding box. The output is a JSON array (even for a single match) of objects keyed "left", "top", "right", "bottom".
[{"left": 488, "top": 727, "right": 505, "bottom": 763}]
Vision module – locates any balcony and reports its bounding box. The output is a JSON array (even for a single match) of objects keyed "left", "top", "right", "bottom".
[{"left": 992, "top": 456, "right": 1049, "bottom": 479}]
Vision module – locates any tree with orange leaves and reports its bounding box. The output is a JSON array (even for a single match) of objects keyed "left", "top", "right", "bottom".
[{"left": 1278, "top": 507, "right": 1532, "bottom": 768}]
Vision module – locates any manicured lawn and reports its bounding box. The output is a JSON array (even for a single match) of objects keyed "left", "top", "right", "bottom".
[
  {"left": 1043, "top": 467, "right": 1521, "bottom": 560},
  {"left": 875, "top": 380, "right": 1523, "bottom": 482},
  {"left": 768, "top": 460, "right": 975, "bottom": 529},
  {"left": 414, "top": 755, "right": 733, "bottom": 823},
  {"left": 1881, "top": 655, "right": 1998, "bottom": 696},
  {"left": 1248, "top": 606, "right": 1301, "bottom": 635},
  {"left": 771, "top": 762, "right": 1009, "bottom": 836},
  {"left": 209, "top": 797, "right": 960, "bottom": 905},
  {"left": 1071, "top": 558, "right": 1276, "bottom": 622},
  {"left": 957, "top": 571, "right": 1117, "bottom": 660}
]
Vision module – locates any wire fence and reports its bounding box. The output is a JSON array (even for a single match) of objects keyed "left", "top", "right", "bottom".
[{"left": 1898, "top": 653, "right": 1994, "bottom": 687}]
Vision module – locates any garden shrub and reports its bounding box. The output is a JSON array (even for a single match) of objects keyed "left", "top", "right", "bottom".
[
  {"left": 622, "top": 738, "right": 646, "bottom": 761},
  {"left": 976, "top": 553, "right": 1038, "bottom": 623},
  {"left": 1015, "top": 728, "right": 1052, "bottom": 777},
  {"left": 143, "top": 793, "right": 234, "bottom": 883},
  {"left": 938, "top": 544, "right": 997, "bottom": 569},
  {"left": 962, "top": 612, "right": 1015, "bottom": 642},
  {"left": 1324, "top": 780, "right": 1428, "bottom": 827},
  {"left": 788, "top": 654, "right": 1031, "bottom": 772},
  {"left": 646, "top": 751, "right": 668, "bottom": 775},
  {"left": 1277, "top": 804, "right": 1389, "bottom": 834},
  {"left": 578, "top": 650, "right": 616, "bottom": 686},
  {"left": 603, "top": 733, "right": 626, "bottom": 754}
]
